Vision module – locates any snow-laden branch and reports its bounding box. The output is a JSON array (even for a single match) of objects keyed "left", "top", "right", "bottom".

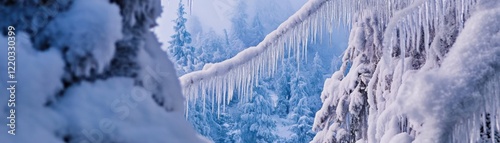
[{"left": 180, "top": 0, "right": 334, "bottom": 112}]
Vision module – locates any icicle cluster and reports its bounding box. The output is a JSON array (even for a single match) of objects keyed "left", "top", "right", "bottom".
[
  {"left": 381, "top": 0, "right": 476, "bottom": 68},
  {"left": 180, "top": 0, "right": 335, "bottom": 115}
]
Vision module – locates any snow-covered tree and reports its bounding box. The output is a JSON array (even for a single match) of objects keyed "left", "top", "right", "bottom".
[
  {"left": 247, "top": 15, "right": 265, "bottom": 47},
  {"left": 168, "top": 0, "right": 198, "bottom": 75},
  {"left": 311, "top": 52, "right": 325, "bottom": 88},
  {"left": 0, "top": 0, "right": 208, "bottom": 142},
  {"left": 197, "top": 29, "right": 227, "bottom": 63},
  {"left": 274, "top": 59, "right": 293, "bottom": 117},
  {"left": 288, "top": 67, "right": 309, "bottom": 115},
  {"left": 289, "top": 98, "right": 316, "bottom": 143},
  {"left": 312, "top": 1, "right": 500, "bottom": 143},
  {"left": 230, "top": 1, "right": 253, "bottom": 47},
  {"left": 233, "top": 88, "right": 277, "bottom": 143}
]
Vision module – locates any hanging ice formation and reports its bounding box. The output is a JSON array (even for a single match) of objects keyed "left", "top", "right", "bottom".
[{"left": 181, "top": 0, "right": 334, "bottom": 115}]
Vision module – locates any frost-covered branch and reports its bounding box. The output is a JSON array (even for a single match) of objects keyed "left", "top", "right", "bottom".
[{"left": 180, "top": 0, "right": 335, "bottom": 111}]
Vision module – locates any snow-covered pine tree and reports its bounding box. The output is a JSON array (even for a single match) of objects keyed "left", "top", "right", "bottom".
[
  {"left": 310, "top": 52, "right": 326, "bottom": 104},
  {"left": 275, "top": 58, "right": 293, "bottom": 117},
  {"left": 312, "top": 14, "right": 379, "bottom": 142},
  {"left": 247, "top": 15, "right": 265, "bottom": 47},
  {"left": 197, "top": 29, "right": 227, "bottom": 63},
  {"left": 290, "top": 98, "right": 316, "bottom": 143},
  {"left": 230, "top": 1, "right": 252, "bottom": 47},
  {"left": 168, "top": 0, "right": 198, "bottom": 75},
  {"left": 313, "top": 0, "right": 500, "bottom": 143},
  {"left": 233, "top": 83, "right": 277, "bottom": 143},
  {"left": 288, "top": 64, "right": 309, "bottom": 116},
  {"left": 307, "top": 52, "right": 325, "bottom": 117},
  {"left": 286, "top": 52, "right": 325, "bottom": 142}
]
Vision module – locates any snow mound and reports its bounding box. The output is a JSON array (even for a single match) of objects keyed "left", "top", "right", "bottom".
[
  {"left": 41, "top": 0, "right": 122, "bottom": 77},
  {"left": 56, "top": 78, "right": 203, "bottom": 143},
  {"left": 0, "top": 32, "right": 66, "bottom": 143}
]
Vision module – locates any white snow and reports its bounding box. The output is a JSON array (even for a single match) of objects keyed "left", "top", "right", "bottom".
[
  {"left": 42, "top": 0, "right": 122, "bottom": 77},
  {"left": 392, "top": 2, "right": 500, "bottom": 142},
  {"left": 137, "top": 31, "right": 187, "bottom": 114},
  {"left": 0, "top": 33, "right": 66, "bottom": 143},
  {"left": 275, "top": 117, "right": 294, "bottom": 139},
  {"left": 56, "top": 77, "right": 204, "bottom": 143},
  {"left": 388, "top": 133, "right": 413, "bottom": 143}
]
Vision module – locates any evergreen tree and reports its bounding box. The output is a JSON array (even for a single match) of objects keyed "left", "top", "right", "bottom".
[
  {"left": 309, "top": 52, "right": 326, "bottom": 111},
  {"left": 197, "top": 29, "right": 227, "bottom": 63},
  {"left": 289, "top": 98, "right": 315, "bottom": 143},
  {"left": 311, "top": 52, "right": 325, "bottom": 88},
  {"left": 233, "top": 83, "right": 277, "bottom": 143},
  {"left": 230, "top": 1, "right": 252, "bottom": 47},
  {"left": 247, "top": 15, "right": 265, "bottom": 46},
  {"left": 168, "top": 0, "right": 198, "bottom": 75},
  {"left": 275, "top": 58, "right": 292, "bottom": 117},
  {"left": 288, "top": 58, "right": 310, "bottom": 115}
]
